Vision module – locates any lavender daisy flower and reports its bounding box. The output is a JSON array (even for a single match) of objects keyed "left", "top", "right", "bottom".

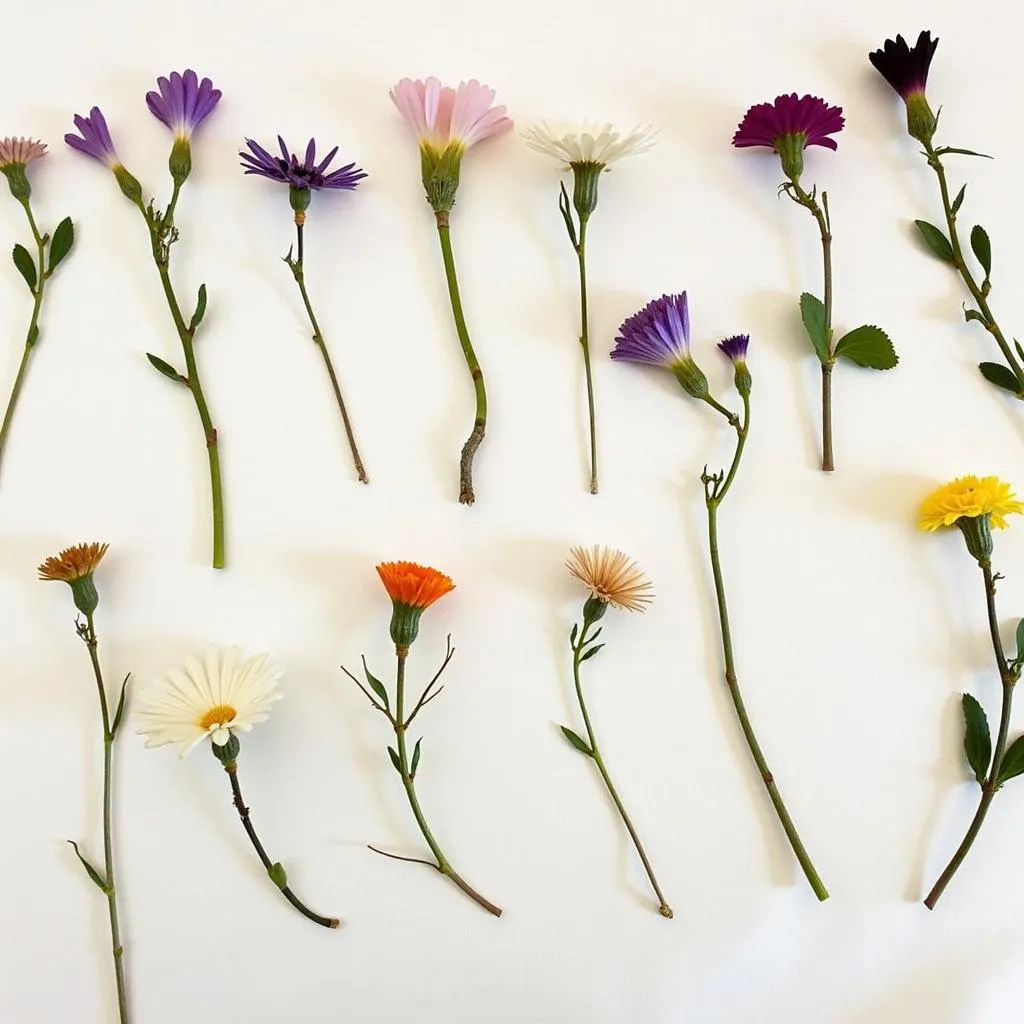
[
  {"left": 146, "top": 70, "right": 221, "bottom": 139},
  {"left": 65, "top": 107, "right": 142, "bottom": 204},
  {"left": 732, "top": 94, "right": 844, "bottom": 181},
  {"left": 869, "top": 32, "right": 939, "bottom": 143}
]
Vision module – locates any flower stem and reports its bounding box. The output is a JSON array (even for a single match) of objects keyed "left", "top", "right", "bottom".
[
  {"left": 575, "top": 217, "right": 598, "bottom": 494},
  {"left": 289, "top": 220, "right": 368, "bottom": 483},
  {"left": 924, "top": 560, "right": 1017, "bottom": 908},
  {"left": 434, "top": 212, "right": 487, "bottom": 506},
  {"left": 0, "top": 199, "right": 49, "bottom": 484},
  {"left": 704, "top": 396, "right": 829, "bottom": 901},
  {"left": 923, "top": 144, "right": 1024, "bottom": 390},
  {"left": 82, "top": 614, "right": 129, "bottom": 1024},
  {"left": 571, "top": 614, "right": 672, "bottom": 917},
  {"left": 387, "top": 648, "right": 502, "bottom": 916},
  {"left": 222, "top": 760, "right": 339, "bottom": 928}
]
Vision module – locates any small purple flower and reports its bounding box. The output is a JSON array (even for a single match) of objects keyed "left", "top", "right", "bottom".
[
  {"left": 240, "top": 136, "right": 367, "bottom": 193},
  {"left": 718, "top": 334, "right": 750, "bottom": 363},
  {"left": 611, "top": 292, "right": 691, "bottom": 367},
  {"left": 65, "top": 107, "right": 120, "bottom": 167},
  {"left": 733, "top": 94, "right": 843, "bottom": 181},
  {"left": 869, "top": 31, "right": 938, "bottom": 101},
  {"left": 146, "top": 70, "right": 221, "bottom": 139}
]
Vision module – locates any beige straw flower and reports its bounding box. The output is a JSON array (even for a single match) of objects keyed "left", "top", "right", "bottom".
[{"left": 566, "top": 545, "right": 654, "bottom": 612}]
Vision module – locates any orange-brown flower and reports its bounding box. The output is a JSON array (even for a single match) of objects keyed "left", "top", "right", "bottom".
[
  {"left": 566, "top": 545, "right": 654, "bottom": 612},
  {"left": 376, "top": 561, "right": 455, "bottom": 609},
  {"left": 37, "top": 542, "right": 109, "bottom": 582}
]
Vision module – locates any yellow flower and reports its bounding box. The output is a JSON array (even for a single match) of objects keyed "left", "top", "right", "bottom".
[{"left": 918, "top": 476, "right": 1024, "bottom": 532}]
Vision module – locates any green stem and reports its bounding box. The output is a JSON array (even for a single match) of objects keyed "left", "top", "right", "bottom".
[
  {"left": 434, "top": 213, "right": 486, "bottom": 506},
  {"left": 575, "top": 217, "right": 598, "bottom": 494},
  {"left": 924, "top": 560, "right": 1017, "bottom": 908},
  {"left": 390, "top": 648, "right": 501, "bottom": 916},
  {"left": 0, "top": 200, "right": 48, "bottom": 483},
  {"left": 572, "top": 617, "right": 672, "bottom": 917},
  {"left": 290, "top": 221, "right": 368, "bottom": 483},
  {"left": 924, "top": 144, "right": 1024, "bottom": 389},
  {"left": 83, "top": 614, "right": 129, "bottom": 1024},
  {"left": 704, "top": 396, "right": 830, "bottom": 901}
]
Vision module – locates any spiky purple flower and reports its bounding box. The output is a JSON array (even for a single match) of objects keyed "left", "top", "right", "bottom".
[
  {"left": 240, "top": 136, "right": 366, "bottom": 193},
  {"left": 146, "top": 70, "right": 221, "bottom": 139},
  {"left": 733, "top": 94, "right": 844, "bottom": 180},
  {"left": 718, "top": 334, "right": 749, "bottom": 363},
  {"left": 65, "top": 107, "right": 120, "bottom": 167},
  {"left": 869, "top": 31, "right": 938, "bottom": 101}
]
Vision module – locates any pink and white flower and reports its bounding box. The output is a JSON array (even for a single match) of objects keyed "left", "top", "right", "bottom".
[
  {"left": 0, "top": 137, "right": 46, "bottom": 169},
  {"left": 389, "top": 77, "right": 513, "bottom": 154}
]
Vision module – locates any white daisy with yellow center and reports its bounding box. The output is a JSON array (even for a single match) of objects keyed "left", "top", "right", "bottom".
[{"left": 136, "top": 646, "right": 283, "bottom": 756}]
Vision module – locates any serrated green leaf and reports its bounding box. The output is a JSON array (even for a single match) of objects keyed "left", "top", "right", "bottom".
[
  {"left": 67, "top": 840, "right": 107, "bottom": 891},
  {"left": 961, "top": 693, "right": 992, "bottom": 785},
  {"left": 146, "top": 353, "right": 188, "bottom": 384},
  {"left": 110, "top": 674, "right": 130, "bottom": 736},
  {"left": 799, "top": 292, "right": 830, "bottom": 363},
  {"left": 387, "top": 746, "right": 402, "bottom": 774},
  {"left": 951, "top": 184, "right": 967, "bottom": 216},
  {"left": 964, "top": 308, "right": 985, "bottom": 325},
  {"left": 970, "top": 225, "right": 992, "bottom": 279},
  {"left": 560, "top": 725, "right": 593, "bottom": 756},
  {"left": 363, "top": 659, "right": 389, "bottom": 710},
  {"left": 833, "top": 325, "right": 899, "bottom": 370},
  {"left": 189, "top": 283, "right": 207, "bottom": 332},
  {"left": 267, "top": 862, "right": 288, "bottom": 888},
  {"left": 579, "top": 643, "right": 605, "bottom": 662},
  {"left": 978, "top": 362, "right": 1021, "bottom": 394},
  {"left": 410, "top": 738, "right": 422, "bottom": 777},
  {"left": 48, "top": 216, "right": 74, "bottom": 272},
  {"left": 12, "top": 243, "right": 36, "bottom": 290},
  {"left": 996, "top": 734, "right": 1024, "bottom": 786},
  {"left": 914, "top": 220, "right": 955, "bottom": 262}
]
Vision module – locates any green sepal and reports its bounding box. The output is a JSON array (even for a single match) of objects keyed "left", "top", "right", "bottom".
[
  {"left": 560, "top": 726, "right": 593, "bottom": 757},
  {"left": 67, "top": 840, "right": 108, "bottom": 892},
  {"left": 146, "top": 353, "right": 188, "bottom": 385},
  {"left": 995, "top": 734, "right": 1024, "bottom": 786},
  {"left": 12, "top": 243, "right": 36, "bottom": 290},
  {"left": 833, "top": 325, "right": 898, "bottom": 370},
  {"left": 189, "top": 284, "right": 207, "bottom": 332},
  {"left": 970, "top": 225, "right": 992, "bottom": 279},
  {"left": 362, "top": 657, "right": 390, "bottom": 710},
  {"left": 934, "top": 146, "right": 993, "bottom": 159},
  {"left": 569, "top": 623, "right": 579, "bottom": 647},
  {"left": 557, "top": 182, "right": 578, "bottom": 249},
  {"left": 110, "top": 673, "right": 130, "bottom": 736},
  {"left": 267, "top": 862, "right": 288, "bottom": 889},
  {"left": 961, "top": 693, "right": 992, "bottom": 785},
  {"left": 799, "top": 292, "right": 830, "bottom": 363},
  {"left": 48, "top": 217, "right": 74, "bottom": 273},
  {"left": 951, "top": 184, "right": 967, "bottom": 216},
  {"left": 579, "top": 643, "right": 605, "bottom": 662},
  {"left": 978, "top": 362, "right": 1021, "bottom": 395},
  {"left": 914, "top": 220, "right": 955, "bottom": 262},
  {"left": 410, "top": 738, "right": 422, "bottom": 778},
  {"left": 964, "top": 308, "right": 985, "bottom": 325},
  {"left": 387, "top": 745, "right": 402, "bottom": 774}
]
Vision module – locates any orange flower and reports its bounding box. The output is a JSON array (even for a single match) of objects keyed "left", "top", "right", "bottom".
[
  {"left": 376, "top": 561, "right": 455, "bottom": 609},
  {"left": 37, "top": 542, "right": 109, "bottom": 582}
]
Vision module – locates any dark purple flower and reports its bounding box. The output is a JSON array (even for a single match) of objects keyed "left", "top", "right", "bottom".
[
  {"left": 718, "top": 334, "right": 749, "bottom": 363},
  {"left": 869, "top": 31, "right": 938, "bottom": 101},
  {"left": 146, "top": 70, "right": 221, "bottom": 138},
  {"left": 65, "top": 107, "right": 120, "bottom": 167},
  {"left": 733, "top": 94, "right": 844, "bottom": 153},
  {"left": 612, "top": 292, "right": 691, "bottom": 367},
  {"left": 240, "top": 136, "right": 367, "bottom": 192}
]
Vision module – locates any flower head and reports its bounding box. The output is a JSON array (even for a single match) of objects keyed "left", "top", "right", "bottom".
[
  {"left": 135, "top": 646, "right": 283, "bottom": 757},
  {"left": 146, "top": 70, "right": 221, "bottom": 140},
  {"left": 38, "top": 542, "right": 108, "bottom": 616},
  {"left": 919, "top": 476, "right": 1023, "bottom": 532},
  {"left": 868, "top": 32, "right": 939, "bottom": 143},
  {"left": 732, "top": 94, "right": 844, "bottom": 180},
  {"left": 0, "top": 137, "right": 46, "bottom": 201},
  {"left": 566, "top": 545, "right": 654, "bottom": 613},
  {"left": 718, "top": 334, "right": 750, "bottom": 363},
  {"left": 376, "top": 561, "right": 455, "bottom": 648},
  {"left": 65, "top": 107, "right": 120, "bottom": 168},
  {"left": 522, "top": 122, "right": 656, "bottom": 169}
]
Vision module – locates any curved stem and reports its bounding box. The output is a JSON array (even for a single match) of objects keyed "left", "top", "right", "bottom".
[
  {"left": 575, "top": 217, "right": 598, "bottom": 493},
  {"left": 924, "top": 560, "right": 1017, "bottom": 908},
  {"left": 223, "top": 761, "right": 339, "bottom": 928},
  {"left": 290, "top": 221, "right": 368, "bottom": 483},
  {"left": 704, "top": 399, "right": 829, "bottom": 901},
  {"left": 435, "top": 213, "right": 487, "bottom": 506},
  {"left": 389, "top": 649, "right": 502, "bottom": 916},
  {"left": 83, "top": 615, "right": 129, "bottom": 1024},
  {"left": 572, "top": 617, "right": 672, "bottom": 917}
]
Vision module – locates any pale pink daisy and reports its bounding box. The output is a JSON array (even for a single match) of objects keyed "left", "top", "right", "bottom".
[
  {"left": 0, "top": 137, "right": 46, "bottom": 168},
  {"left": 390, "top": 77, "right": 512, "bottom": 154}
]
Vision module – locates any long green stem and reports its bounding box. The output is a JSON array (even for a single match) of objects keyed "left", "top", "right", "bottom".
[
  {"left": 83, "top": 614, "right": 129, "bottom": 1024},
  {"left": 704, "top": 396, "right": 829, "bottom": 900},
  {"left": 924, "top": 560, "right": 1017, "bottom": 908},
  {"left": 572, "top": 618, "right": 672, "bottom": 917},
  {"left": 434, "top": 213, "right": 486, "bottom": 506},
  {"left": 388, "top": 648, "right": 502, "bottom": 916},
  {"left": 924, "top": 144, "right": 1024, "bottom": 388},
  {"left": 0, "top": 200, "right": 48, "bottom": 482},
  {"left": 289, "top": 220, "right": 368, "bottom": 483},
  {"left": 575, "top": 217, "right": 598, "bottom": 494}
]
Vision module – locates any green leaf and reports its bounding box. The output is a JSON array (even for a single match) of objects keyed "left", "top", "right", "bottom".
[
  {"left": 110, "top": 674, "right": 130, "bottom": 736},
  {"left": 1015, "top": 339, "right": 1024, "bottom": 364},
  {"left": 1015, "top": 619, "right": 1024, "bottom": 662},
  {"left": 569, "top": 623, "right": 578, "bottom": 647},
  {"left": 951, "top": 184, "right": 967, "bottom": 216},
  {"left": 67, "top": 840, "right": 107, "bottom": 891},
  {"left": 996, "top": 734, "right": 1024, "bottom": 786},
  {"left": 799, "top": 292, "right": 830, "bottom": 363},
  {"left": 964, "top": 308, "right": 986, "bottom": 325},
  {"left": 387, "top": 746, "right": 402, "bottom": 774},
  {"left": 914, "top": 220, "right": 955, "bottom": 262},
  {"left": 970, "top": 225, "right": 992, "bottom": 279},
  {"left": 560, "top": 726, "right": 593, "bottom": 757},
  {"left": 579, "top": 643, "right": 605, "bottom": 662},
  {"left": 267, "top": 862, "right": 288, "bottom": 889},
  {"left": 978, "top": 362, "right": 1021, "bottom": 395},
  {"left": 833, "top": 325, "right": 899, "bottom": 370},
  {"left": 936, "top": 146, "right": 993, "bottom": 159},
  {"left": 48, "top": 216, "right": 74, "bottom": 272},
  {"left": 961, "top": 694, "right": 992, "bottom": 785},
  {"left": 558, "top": 182, "right": 578, "bottom": 248},
  {"left": 189, "top": 283, "right": 207, "bottom": 332},
  {"left": 362, "top": 658, "right": 389, "bottom": 710},
  {"left": 410, "top": 738, "right": 422, "bottom": 777},
  {"left": 146, "top": 353, "right": 188, "bottom": 384},
  {"left": 12, "top": 243, "right": 36, "bottom": 290}
]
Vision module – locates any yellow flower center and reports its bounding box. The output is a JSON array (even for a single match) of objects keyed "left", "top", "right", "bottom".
[{"left": 198, "top": 704, "right": 237, "bottom": 731}]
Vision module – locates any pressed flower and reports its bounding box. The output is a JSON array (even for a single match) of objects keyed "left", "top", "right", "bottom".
[
  {"left": 146, "top": 70, "right": 221, "bottom": 139},
  {"left": 377, "top": 561, "right": 455, "bottom": 648},
  {"left": 918, "top": 476, "right": 1023, "bottom": 532},
  {"left": 565, "top": 545, "right": 654, "bottom": 613}
]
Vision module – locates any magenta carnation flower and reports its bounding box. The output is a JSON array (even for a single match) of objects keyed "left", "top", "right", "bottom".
[
  {"left": 869, "top": 31, "right": 938, "bottom": 101},
  {"left": 733, "top": 94, "right": 844, "bottom": 180}
]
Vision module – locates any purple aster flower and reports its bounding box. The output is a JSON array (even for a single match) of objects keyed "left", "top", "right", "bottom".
[
  {"left": 146, "top": 70, "right": 221, "bottom": 139},
  {"left": 869, "top": 32, "right": 939, "bottom": 144},
  {"left": 65, "top": 107, "right": 120, "bottom": 168},
  {"left": 718, "top": 334, "right": 749, "bottom": 363},
  {"left": 732, "top": 94, "right": 844, "bottom": 181},
  {"left": 240, "top": 136, "right": 367, "bottom": 192}
]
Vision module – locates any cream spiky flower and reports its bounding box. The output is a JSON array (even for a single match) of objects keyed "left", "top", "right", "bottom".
[
  {"left": 918, "top": 475, "right": 1024, "bottom": 532},
  {"left": 566, "top": 545, "right": 654, "bottom": 612},
  {"left": 522, "top": 122, "right": 656, "bottom": 168},
  {"left": 136, "top": 646, "right": 283, "bottom": 756}
]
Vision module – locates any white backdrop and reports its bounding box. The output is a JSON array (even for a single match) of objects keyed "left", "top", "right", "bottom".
[{"left": 2, "top": 0, "right": 1024, "bottom": 1020}]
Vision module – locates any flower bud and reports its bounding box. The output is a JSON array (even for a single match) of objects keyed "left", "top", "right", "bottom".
[
  {"left": 571, "top": 162, "right": 602, "bottom": 220},
  {"left": 211, "top": 731, "right": 240, "bottom": 765},
  {"left": 775, "top": 132, "right": 806, "bottom": 182},
  {"left": 112, "top": 165, "right": 143, "bottom": 205},
  {"left": 672, "top": 358, "right": 710, "bottom": 400},
  {"left": 1, "top": 163, "right": 31, "bottom": 202},
  {"left": 168, "top": 137, "right": 192, "bottom": 186},
  {"left": 905, "top": 92, "right": 937, "bottom": 146}
]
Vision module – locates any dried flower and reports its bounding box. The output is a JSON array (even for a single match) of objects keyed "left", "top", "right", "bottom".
[
  {"left": 37, "top": 541, "right": 108, "bottom": 582},
  {"left": 566, "top": 545, "right": 654, "bottom": 613}
]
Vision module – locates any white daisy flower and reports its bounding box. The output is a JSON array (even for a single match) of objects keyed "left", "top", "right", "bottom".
[
  {"left": 136, "top": 646, "right": 283, "bottom": 756},
  {"left": 522, "top": 122, "right": 656, "bottom": 167}
]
